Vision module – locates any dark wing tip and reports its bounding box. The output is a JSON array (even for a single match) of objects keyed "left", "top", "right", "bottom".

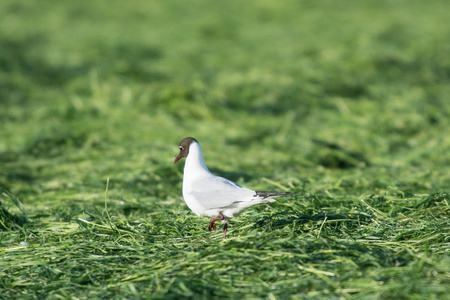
[{"left": 254, "top": 191, "right": 293, "bottom": 198}]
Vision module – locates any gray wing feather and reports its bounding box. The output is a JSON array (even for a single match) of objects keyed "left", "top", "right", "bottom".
[{"left": 189, "top": 176, "right": 255, "bottom": 210}]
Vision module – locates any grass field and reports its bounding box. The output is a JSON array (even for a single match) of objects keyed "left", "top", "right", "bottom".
[{"left": 1, "top": 0, "right": 449, "bottom": 299}]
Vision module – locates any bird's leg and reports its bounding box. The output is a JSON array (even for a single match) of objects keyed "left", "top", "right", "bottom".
[
  {"left": 223, "top": 219, "right": 228, "bottom": 239},
  {"left": 207, "top": 212, "right": 225, "bottom": 233},
  {"left": 208, "top": 219, "right": 217, "bottom": 231}
]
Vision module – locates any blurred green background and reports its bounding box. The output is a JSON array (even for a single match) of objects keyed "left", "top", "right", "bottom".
[
  {"left": 1, "top": 0, "right": 449, "bottom": 299},
  {"left": 2, "top": 0, "right": 449, "bottom": 194}
]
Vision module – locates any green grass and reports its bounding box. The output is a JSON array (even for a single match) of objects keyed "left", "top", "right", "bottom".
[{"left": 1, "top": 0, "right": 449, "bottom": 299}]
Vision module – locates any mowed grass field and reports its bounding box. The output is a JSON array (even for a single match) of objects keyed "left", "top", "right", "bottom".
[{"left": 1, "top": 0, "right": 449, "bottom": 299}]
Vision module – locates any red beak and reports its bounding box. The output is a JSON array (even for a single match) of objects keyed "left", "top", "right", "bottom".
[{"left": 174, "top": 154, "right": 182, "bottom": 164}]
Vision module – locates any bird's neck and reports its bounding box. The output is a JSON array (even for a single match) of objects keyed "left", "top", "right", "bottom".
[{"left": 184, "top": 142, "right": 212, "bottom": 179}]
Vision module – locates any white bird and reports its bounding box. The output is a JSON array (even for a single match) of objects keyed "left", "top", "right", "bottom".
[{"left": 174, "top": 137, "right": 292, "bottom": 239}]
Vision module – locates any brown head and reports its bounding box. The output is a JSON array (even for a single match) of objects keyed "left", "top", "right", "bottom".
[{"left": 174, "top": 137, "right": 198, "bottom": 164}]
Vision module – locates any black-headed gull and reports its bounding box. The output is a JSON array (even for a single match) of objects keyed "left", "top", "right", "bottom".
[{"left": 174, "top": 137, "right": 292, "bottom": 239}]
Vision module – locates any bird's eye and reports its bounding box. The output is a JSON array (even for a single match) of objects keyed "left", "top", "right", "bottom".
[{"left": 179, "top": 146, "right": 184, "bottom": 150}]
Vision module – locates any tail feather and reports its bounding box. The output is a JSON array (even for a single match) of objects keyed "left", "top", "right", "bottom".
[{"left": 254, "top": 191, "right": 292, "bottom": 199}]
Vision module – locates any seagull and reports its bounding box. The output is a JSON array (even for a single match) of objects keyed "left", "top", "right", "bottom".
[{"left": 174, "top": 137, "right": 292, "bottom": 239}]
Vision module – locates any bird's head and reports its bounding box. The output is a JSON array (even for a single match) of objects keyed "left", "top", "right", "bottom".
[{"left": 174, "top": 137, "right": 197, "bottom": 164}]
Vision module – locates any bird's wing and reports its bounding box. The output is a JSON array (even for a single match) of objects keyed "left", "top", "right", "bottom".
[{"left": 188, "top": 176, "right": 256, "bottom": 210}]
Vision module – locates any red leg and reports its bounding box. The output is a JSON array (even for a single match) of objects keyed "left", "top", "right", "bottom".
[
  {"left": 208, "top": 219, "right": 217, "bottom": 231},
  {"left": 223, "top": 219, "right": 228, "bottom": 239},
  {"left": 207, "top": 212, "right": 225, "bottom": 233}
]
